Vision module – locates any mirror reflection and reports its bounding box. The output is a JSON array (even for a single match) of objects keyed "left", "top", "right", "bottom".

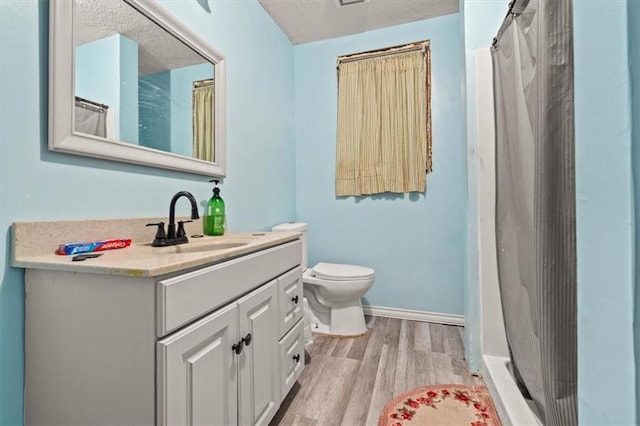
[{"left": 72, "top": 0, "right": 215, "bottom": 162}]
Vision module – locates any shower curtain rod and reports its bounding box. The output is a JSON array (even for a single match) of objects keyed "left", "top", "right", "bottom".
[
  {"left": 193, "top": 78, "right": 214, "bottom": 88},
  {"left": 337, "top": 40, "right": 429, "bottom": 66},
  {"left": 74, "top": 96, "right": 108, "bottom": 110},
  {"left": 492, "top": 0, "right": 531, "bottom": 48}
]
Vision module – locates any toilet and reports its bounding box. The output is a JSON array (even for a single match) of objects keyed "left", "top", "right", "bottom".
[{"left": 272, "top": 222, "right": 374, "bottom": 336}]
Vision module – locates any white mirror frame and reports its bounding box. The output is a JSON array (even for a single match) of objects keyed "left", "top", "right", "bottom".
[{"left": 49, "top": 0, "right": 226, "bottom": 177}]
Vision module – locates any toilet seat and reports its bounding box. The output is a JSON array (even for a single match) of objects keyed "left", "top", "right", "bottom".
[{"left": 311, "top": 262, "right": 374, "bottom": 281}]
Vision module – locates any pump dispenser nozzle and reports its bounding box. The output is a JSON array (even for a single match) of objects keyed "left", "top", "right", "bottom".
[{"left": 210, "top": 179, "right": 221, "bottom": 197}]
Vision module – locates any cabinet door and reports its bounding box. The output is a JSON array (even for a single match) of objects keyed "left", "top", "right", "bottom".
[
  {"left": 238, "top": 280, "right": 280, "bottom": 426},
  {"left": 157, "top": 303, "right": 238, "bottom": 426},
  {"left": 277, "top": 266, "right": 303, "bottom": 337}
]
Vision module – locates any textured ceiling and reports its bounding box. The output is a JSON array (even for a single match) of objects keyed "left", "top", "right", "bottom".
[
  {"left": 258, "top": 0, "right": 459, "bottom": 45},
  {"left": 74, "top": 0, "right": 208, "bottom": 75},
  {"left": 73, "top": 0, "right": 460, "bottom": 72}
]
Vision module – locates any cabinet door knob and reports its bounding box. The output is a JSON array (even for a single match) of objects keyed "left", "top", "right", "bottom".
[
  {"left": 242, "top": 333, "right": 252, "bottom": 346},
  {"left": 292, "top": 353, "right": 301, "bottom": 363},
  {"left": 232, "top": 341, "right": 244, "bottom": 355},
  {"left": 291, "top": 295, "right": 299, "bottom": 304}
]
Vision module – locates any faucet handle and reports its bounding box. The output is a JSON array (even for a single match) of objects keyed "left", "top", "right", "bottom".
[
  {"left": 146, "top": 222, "right": 167, "bottom": 246},
  {"left": 176, "top": 220, "right": 192, "bottom": 238}
]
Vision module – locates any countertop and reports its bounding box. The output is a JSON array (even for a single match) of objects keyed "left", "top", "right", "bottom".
[{"left": 11, "top": 217, "right": 300, "bottom": 277}]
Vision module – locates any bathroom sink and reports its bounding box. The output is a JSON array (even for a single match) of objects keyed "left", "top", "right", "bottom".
[
  {"left": 136, "top": 233, "right": 270, "bottom": 256},
  {"left": 139, "top": 238, "right": 251, "bottom": 254},
  {"left": 172, "top": 241, "right": 248, "bottom": 254}
]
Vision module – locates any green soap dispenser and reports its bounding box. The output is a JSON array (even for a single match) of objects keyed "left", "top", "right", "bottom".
[{"left": 204, "top": 179, "right": 225, "bottom": 236}]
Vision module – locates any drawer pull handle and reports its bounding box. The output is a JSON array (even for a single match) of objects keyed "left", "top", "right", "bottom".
[
  {"left": 291, "top": 295, "right": 299, "bottom": 304},
  {"left": 293, "top": 353, "right": 301, "bottom": 363},
  {"left": 242, "top": 333, "right": 252, "bottom": 346},
  {"left": 232, "top": 341, "right": 244, "bottom": 355}
]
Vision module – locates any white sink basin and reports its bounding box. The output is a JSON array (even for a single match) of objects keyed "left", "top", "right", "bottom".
[
  {"left": 138, "top": 237, "right": 254, "bottom": 254},
  {"left": 173, "top": 241, "right": 248, "bottom": 254}
]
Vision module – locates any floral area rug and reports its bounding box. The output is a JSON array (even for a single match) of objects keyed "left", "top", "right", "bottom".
[{"left": 378, "top": 384, "right": 501, "bottom": 426}]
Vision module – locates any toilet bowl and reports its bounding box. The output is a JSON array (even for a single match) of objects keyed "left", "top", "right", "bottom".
[
  {"left": 304, "top": 262, "right": 374, "bottom": 336},
  {"left": 272, "top": 223, "right": 375, "bottom": 337}
]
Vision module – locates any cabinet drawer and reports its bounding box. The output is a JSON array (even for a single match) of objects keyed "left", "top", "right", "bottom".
[
  {"left": 279, "top": 319, "right": 305, "bottom": 401},
  {"left": 277, "top": 266, "right": 303, "bottom": 338},
  {"left": 157, "top": 241, "right": 301, "bottom": 336}
]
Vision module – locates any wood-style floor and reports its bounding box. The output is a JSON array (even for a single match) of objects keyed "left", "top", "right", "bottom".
[{"left": 270, "top": 317, "right": 484, "bottom": 426}]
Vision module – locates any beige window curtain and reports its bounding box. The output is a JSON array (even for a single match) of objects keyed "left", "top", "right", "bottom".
[
  {"left": 336, "top": 43, "right": 431, "bottom": 196},
  {"left": 193, "top": 82, "right": 214, "bottom": 162}
]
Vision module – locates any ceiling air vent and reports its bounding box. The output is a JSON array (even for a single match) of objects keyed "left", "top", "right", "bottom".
[{"left": 337, "top": 0, "right": 368, "bottom": 6}]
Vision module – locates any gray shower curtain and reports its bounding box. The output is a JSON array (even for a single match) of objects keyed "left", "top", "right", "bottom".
[
  {"left": 75, "top": 97, "right": 108, "bottom": 138},
  {"left": 491, "top": 0, "right": 577, "bottom": 424}
]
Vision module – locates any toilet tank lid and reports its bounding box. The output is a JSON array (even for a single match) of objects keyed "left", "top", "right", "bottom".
[
  {"left": 312, "top": 262, "right": 375, "bottom": 281},
  {"left": 272, "top": 222, "right": 308, "bottom": 232}
]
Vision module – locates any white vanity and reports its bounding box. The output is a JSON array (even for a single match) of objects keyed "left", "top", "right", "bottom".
[{"left": 12, "top": 218, "right": 304, "bottom": 425}]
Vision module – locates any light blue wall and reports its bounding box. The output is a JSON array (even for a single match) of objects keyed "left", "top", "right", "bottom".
[
  {"left": 574, "top": 0, "right": 636, "bottom": 424},
  {"left": 294, "top": 14, "right": 466, "bottom": 314},
  {"left": 460, "top": 0, "right": 505, "bottom": 372},
  {"left": 629, "top": 0, "right": 640, "bottom": 420},
  {"left": 75, "top": 34, "right": 139, "bottom": 142},
  {"left": 76, "top": 36, "right": 120, "bottom": 136},
  {"left": 0, "top": 0, "right": 295, "bottom": 423}
]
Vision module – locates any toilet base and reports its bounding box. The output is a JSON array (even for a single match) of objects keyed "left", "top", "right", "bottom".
[
  {"left": 328, "top": 299, "right": 367, "bottom": 336},
  {"left": 305, "top": 295, "right": 367, "bottom": 337},
  {"left": 311, "top": 329, "right": 369, "bottom": 338}
]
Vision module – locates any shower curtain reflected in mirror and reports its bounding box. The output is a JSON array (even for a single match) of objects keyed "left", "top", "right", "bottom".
[
  {"left": 74, "top": 97, "right": 110, "bottom": 138},
  {"left": 491, "top": 0, "right": 577, "bottom": 424}
]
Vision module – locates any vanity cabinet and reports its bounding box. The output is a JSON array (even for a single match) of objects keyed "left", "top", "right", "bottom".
[
  {"left": 158, "top": 281, "right": 279, "bottom": 426},
  {"left": 24, "top": 240, "right": 303, "bottom": 426}
]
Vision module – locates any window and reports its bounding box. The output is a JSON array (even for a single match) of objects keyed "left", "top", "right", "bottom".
[{"left": 335, "top": 41, "right": 432, "bottom": 196}]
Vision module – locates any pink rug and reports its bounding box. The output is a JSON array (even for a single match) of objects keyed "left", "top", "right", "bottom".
[{"left": 378, "top": 384, "right": 501, "bottom": 426}]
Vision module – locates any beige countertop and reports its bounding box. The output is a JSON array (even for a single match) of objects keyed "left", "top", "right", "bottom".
[{"left": 11, "top": 217, "right": 300, "bottom": 277}]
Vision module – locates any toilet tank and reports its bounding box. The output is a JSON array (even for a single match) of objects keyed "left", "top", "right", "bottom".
[{"left": 272, "top": 222, "right": 307, "bottom": 270}]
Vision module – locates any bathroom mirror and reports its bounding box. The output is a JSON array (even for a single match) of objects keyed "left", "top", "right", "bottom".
[{"left": 49, "top": 0, "right": 226, "bottom": 176}]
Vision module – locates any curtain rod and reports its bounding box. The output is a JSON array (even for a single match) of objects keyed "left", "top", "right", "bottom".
[
  {"left": 193, "top": 78, "right": 214, "bottom": 88},
  {"left": 337, "top": 40, "right": 430, "bottom": 66},
  {"left": 74, "top": 96, "right": 109, "bottom": 110}
]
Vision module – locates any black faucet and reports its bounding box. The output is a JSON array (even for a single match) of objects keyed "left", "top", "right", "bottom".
[{"left": 147, "top": 191, "right": 200, "bottom": 247}]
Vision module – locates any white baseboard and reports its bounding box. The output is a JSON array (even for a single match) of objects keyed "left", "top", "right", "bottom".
[{"left": 363, "top": 305, "right": 465, "bottom": 326}]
